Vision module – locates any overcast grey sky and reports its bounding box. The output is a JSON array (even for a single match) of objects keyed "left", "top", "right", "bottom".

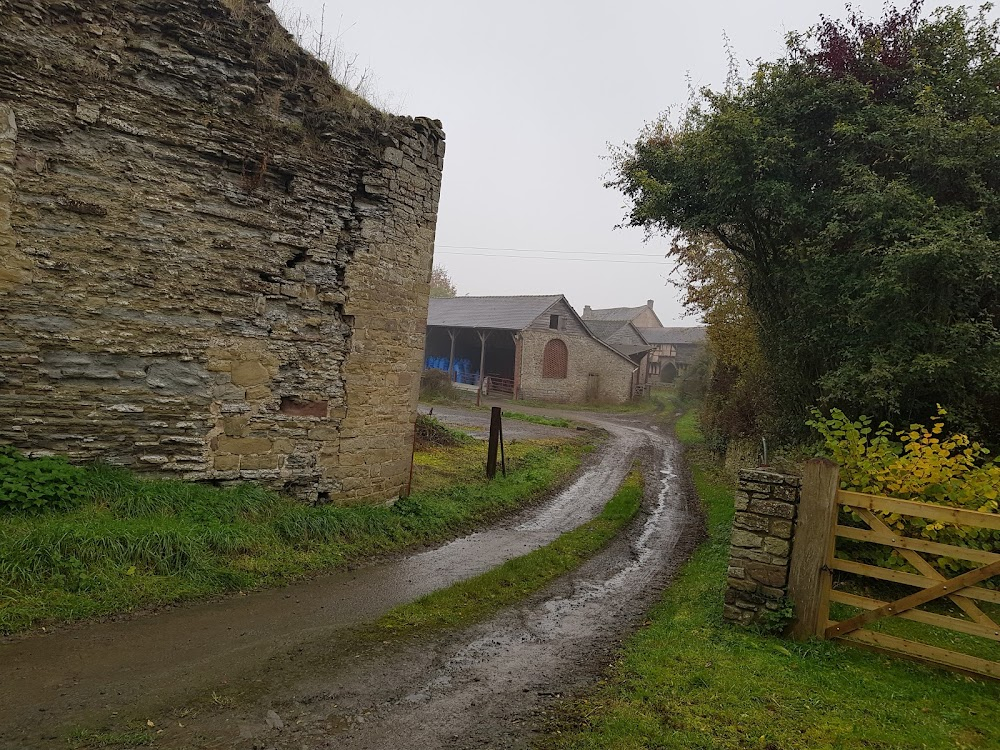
[{"left": 279, "top": 1, "right": 984, "bottom": 325}]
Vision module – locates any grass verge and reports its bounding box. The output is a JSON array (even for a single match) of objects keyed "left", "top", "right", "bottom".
[
  {"left": 0, "top": 437, "right": 591, "bottom": 635},
  {"left": 377, "top": 466, "right": 644, "bottom": 635},
  {"left": 539, "top": 405, "right": 1000, "bottom": 750},
  {"left": 503, "top": 411, "right": 574, "bottom": 429}
]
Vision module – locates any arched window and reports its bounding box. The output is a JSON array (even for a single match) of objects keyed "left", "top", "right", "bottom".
[{"left": 541, "top": 338, "right": 568, "bottom": 379}]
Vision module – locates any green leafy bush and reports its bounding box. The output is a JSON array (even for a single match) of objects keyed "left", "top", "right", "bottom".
[
  {"left": 807, "top": 407, "right": 1000, "bottom": 575},
  {"left": 0, "top": 446, "right": 88, "bottom": 513}
]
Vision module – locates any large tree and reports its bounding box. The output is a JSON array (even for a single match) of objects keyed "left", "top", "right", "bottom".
[{"left": 614, "top": 2, "right": 1000, "bottom": 442}]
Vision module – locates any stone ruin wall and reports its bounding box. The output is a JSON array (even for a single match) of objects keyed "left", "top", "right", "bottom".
[{"left": 0, "top": 0, "right": 445, "bottom": 503}]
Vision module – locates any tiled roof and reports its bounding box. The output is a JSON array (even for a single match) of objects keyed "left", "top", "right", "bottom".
[
  {"left": 427, "top": 295, "right": 563, "bottom": 331},
  {"left": 582, "top": 305, "right": 649, "bottom": 322},
  {"left": 637, "top": 326, "right": 707, "bottom": 345},
  {"left": 582, "top": 320, "right": 630, "bottom": 339}
]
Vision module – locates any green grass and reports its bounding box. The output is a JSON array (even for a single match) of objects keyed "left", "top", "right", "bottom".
[
  {"left": 503, "top": 411, "right": 574, "bottom": 429},
  {"left": 0, "top": 438, "right": 591, "bottom": 635},
  {"left": 376, "top": 467, "right": 644, "bottom": 634},
  {"left": 540, "top": 408, "right": 1000, "bottom": 750},
  {"left": 66, "top": 728, "right": 154, "bottom": 749}
]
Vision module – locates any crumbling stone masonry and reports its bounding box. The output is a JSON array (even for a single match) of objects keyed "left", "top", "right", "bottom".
[
  {"left": 0, "top": 1, "right": 444, "bottom": 503},
  {"left": 723, "top": 469, "right": 802, "bottom": 626}
]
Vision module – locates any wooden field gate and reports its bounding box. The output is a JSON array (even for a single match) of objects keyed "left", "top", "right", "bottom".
[{"left": 788, "top": 459, "right": 1000, "bottom": 680}]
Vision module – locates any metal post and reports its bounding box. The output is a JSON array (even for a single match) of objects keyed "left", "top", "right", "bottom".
[
  {"left": 486, "top": 406, "right": 501, "bottom": 479},
  {"left": 512, "top": 332, "right": 521, "bottom": 400},
  {"left": 447, "top": 328, "right": 456, "bottom": 382},
  {"left": 476, "top": 329, "right": 490, "bottom": 407}
]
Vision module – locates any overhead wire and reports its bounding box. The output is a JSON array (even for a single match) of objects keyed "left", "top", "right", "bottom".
[{"left": 434, "top": 243, "right": 670, "bottom": 265}]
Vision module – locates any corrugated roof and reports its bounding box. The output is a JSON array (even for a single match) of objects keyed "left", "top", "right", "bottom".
[
  {"left": 427, "top": 295, "right": 563, "bottom": 331},
  {"left": 582, "top": 305, "right": 649, "bottom": 322},
  {"left": 637, "top": 326, "right": 707, "bottom": 345}
]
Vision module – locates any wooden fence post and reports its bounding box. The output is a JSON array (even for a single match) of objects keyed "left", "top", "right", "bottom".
[
  {"left": 486, "top": 406, "right": 501, "bottom": 480},
  {"left": 787, "top": 458, "right": 840, "bottom": 640}
]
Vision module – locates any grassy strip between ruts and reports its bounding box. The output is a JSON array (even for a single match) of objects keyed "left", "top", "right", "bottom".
[
  {"left": 376, "top": 466, "right": 644, "bottom": 634},
  {"left": 0, "top": 437, "right": 591, "bottom": 635},
  {"left": 539, "top": 405, "right": 1000, "bottom": 750}
]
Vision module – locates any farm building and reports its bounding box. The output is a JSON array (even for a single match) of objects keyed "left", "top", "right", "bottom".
[
  {"left": 636, "top": 326, "right": 708, "bottom": 381},
  {"left": 424, "top": 295, "right": 638, "bottom": 403},
  {"left": 582, "top": 301, "right": 706, "bottom": 383}
]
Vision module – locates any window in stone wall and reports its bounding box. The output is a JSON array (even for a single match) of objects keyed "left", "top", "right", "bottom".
[{"left": 541, "top": 338, "right": 568, "bottom": 379}]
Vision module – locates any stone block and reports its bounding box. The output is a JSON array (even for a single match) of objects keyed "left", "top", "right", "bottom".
[
  {"left": 730, "top": 529, "right": 763, "bottom": 549},
  {"left": 216, "top": 436, "right": 272, "bottom": 455},
  {"left": 222, "top": 416, "right": 251, "bottom": 437},
  {"left": 728, "top": 576, "right": 758, "bottom": 593},
  {"left": 745, "top": 561, "right": 788, "bottom": 588},
  {"left": 734, "top": 513, "right": 770, "bottom": 533},
  {"left": 748, "top": 499, "right": 797, "bottom": 519},
  {"left": 763, "top": 537, "right": 790, "bottom": 557},
  {"left": 733, "top": 490, "right": 750, "bottom": 510},
  {"left": 214, "top": 455, "right": 241, "bottom": 471},
  {"left": 230, "top": 360, "right": 270, "bottom": 387},
  {"left": 769, "top": 519, "right": 794, "bottom": 539},
  {"left": 241, "top": 454, "right": 281, "bottom": 470}
]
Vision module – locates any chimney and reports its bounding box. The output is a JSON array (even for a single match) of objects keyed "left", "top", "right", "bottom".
[
  {"left": 646, "top": 299, "right": 654, "bottom": 309},
  {"left": 583, "top": 305, "right": 592, "bottom": 315}
]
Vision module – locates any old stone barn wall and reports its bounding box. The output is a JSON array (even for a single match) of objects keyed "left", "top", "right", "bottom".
[
  {"left": 0, "top": 0, "right": 444, "bottom": 503},
  {"left": 517, "top": 303, "right": 635, "bottom": 404}
]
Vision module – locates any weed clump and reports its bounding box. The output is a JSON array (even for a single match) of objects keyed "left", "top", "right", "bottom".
[
  {"left": 414, "top": 414, "right": 470, "bottom": 449},
  {"left": 0, "top": 446, "right": 87, "bottom": 513}
]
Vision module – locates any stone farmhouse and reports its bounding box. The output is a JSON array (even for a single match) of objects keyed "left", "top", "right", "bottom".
[
  {"left": 424, "top": 296, "right": 638, "bottom": 403},
  {"left": 0, "top": 1, "right": 445, "bottom": 504},
  {"left": 582, "top": 301, "right": 707, "bottom": 382}
]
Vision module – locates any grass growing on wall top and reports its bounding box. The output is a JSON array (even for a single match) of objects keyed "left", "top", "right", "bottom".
[
  {"left": 539, "top": 404, "right": 1000, "bottom": 750},
  {"left": 0, "top": 438, "right": 591, "bottom": 635}
]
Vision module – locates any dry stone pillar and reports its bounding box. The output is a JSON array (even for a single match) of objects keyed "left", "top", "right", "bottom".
[{"left": 723, "top": 469, "right": 802, "bottom": 626}]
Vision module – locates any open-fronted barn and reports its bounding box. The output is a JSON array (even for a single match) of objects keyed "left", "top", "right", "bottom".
[{"left": 424, "top": 295, "right": 638, "bottom": 403}]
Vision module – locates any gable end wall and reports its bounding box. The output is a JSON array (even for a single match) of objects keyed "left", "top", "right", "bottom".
[{"left": 518, "top": 330, "right": 633, "bottom": 403}]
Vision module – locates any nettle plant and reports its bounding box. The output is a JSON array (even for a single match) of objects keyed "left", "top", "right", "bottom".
[
  {"left": 0, "top": 445, "right": 88, "bottom": 513},
  {"left": 807, "top": 407, "right": 1000, "bottom": 574}
]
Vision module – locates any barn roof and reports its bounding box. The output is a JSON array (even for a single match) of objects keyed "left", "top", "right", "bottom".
[
  {"left": 427, "top": 295, "right": 563, "bottom": 331},
  {"left": 582, "top": 305, "right": 650, "bottom": 322},
  {"left": 637, "top": 326, "right": 707, "bottom": 345},
  {"left": 582, "top": 320, "right": 632, "bottom": 339}
]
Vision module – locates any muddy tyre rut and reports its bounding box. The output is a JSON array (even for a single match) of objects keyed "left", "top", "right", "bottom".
[{"left": 1, "top": 411, "right": 701, "bottom": 749}]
